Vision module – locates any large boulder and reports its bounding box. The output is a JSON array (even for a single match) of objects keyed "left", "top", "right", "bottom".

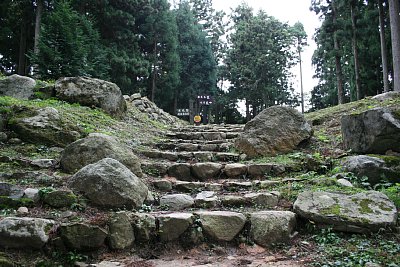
[
  {"left": 341, "top": 108, "right": 400, "bottom": 154},
  {"left": 60, "top": 223, "right": 108, "bottom": 251},
  {"left": 0, "top": 74, "right": 36, "bottom": 99},
  {"left": 195, "top": 211, "right": 246, "bottom": 241},
  {"left": 60, "top": 133, "right": 142, "bottom": 177},
  {"left": 249, "top": 211, "right": 296, "bottom": 247},
  {"left": 9, "top": 107, "right": 80, "bottom": 147},
  {"left": 69, "top": 158, "right": 148, "bottom": 209},
  {"left": 293, "top": 191, "right": 397, "bottom": 233},
  {"left": 235, "top": 106, "right": 313, "bottom": 157},
  {"left": 342, "top": 155, "right": 400, "bottom": 184},
  {"left": 54, "top": 77, "right": 126, "bottom": 117},
  {"left": 0, "top": 217, "right": 55, "bottom": 249}
]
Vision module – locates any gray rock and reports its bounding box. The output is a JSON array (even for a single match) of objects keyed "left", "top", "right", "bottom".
[
  {"left": 0, "top": 217, "right": 55, "bottom": 249},
  {"left": 17, "top": 207, "right": 29, "bottom": 215},
  {"left": 60, "top": 223, "right": 108, "bottom": 251},
  {"left": 0, "top": 74, "right": 36, "bottom": 99},
  {"left": 0, "top": 183, "right": 24, "bottom": 198},
  {"left": 108, "top": 212, "right": 134, "bottom": 250},
  {"left": 247, "top": 164, "right": 274, "bottom": 177},
  {"left": 153, "top": 179, "right": 173, "bottom": 191},
  {"left": 235, "top": 106, "right": 313, "bottom": 157},
  {"left": 61, "top": 133, "right": 142, "bottom": 177},
  {"left": 55, "top": 77, "right": 126, "bottom": 117},
  {"left": 244, "top": 192, "right": 280, "bottom": 207},
  {"left": 9, "top": 107, "right": 80, "bottom": 147},
  {"left": 342, "top": 155, "right": 400, "bottom": 184},
  {"left": 130, "top": 213, "right": 156, "bottom": 242},
  {"left": 293, "top": 191, "right": 397, "bottom": 233},
  {"left": 129, "top": 93, "right": 141, "bottom": 101},
  {"left": 191, "top": 163, "right": 223, "bottom": 181},
  {"left": 371, "top": 91, "right": 400, "bottom": 101},
  {"left": 30, "top": 159, "right": 56, "bottom": 168},
  {"left": 224, "top": 163, "right": 247, "bottom": 178},
  {"left": 249, "top": 211, "right": 296, "bottom": 247},
  {"left": 157, "top": 213, "right": 193, "bottom": 241},
  {"left": 0, "top": 132, "right": 7, "bottom": 142},
  {"left": 195, "top": 211, "right": 246, "bottom": 241},
  {"left": 23, "top": 188, "right": 39, "bottom": 201},
  {"left": 174, "top": 181, "right": 204, "bottom": 192},
  {"left": 168, "top": 163, "right": 192, "bottom": 181},
  {"left": 194, "top": 191, "right": 218, "bottom": 208},
  {"left": 341, "top": 108, "right": 400, "bottom": 154},
  {"left": 69, "top": 158, "right": 148, "bottom": 209},
  {"left": 220, "top": 195, "right": 248, "bottom": 207},
  {"left": 336, "top": 178, "right": 353, "bottom": 187},
  {"left": 7, "top": 138, "right": 22, "bottom": 144},
  {"left": 160, "top": 194, "right": 194, "bottom": 211},
  {"left": 41, "top": 190, "right": 77, "bottom": 208}
]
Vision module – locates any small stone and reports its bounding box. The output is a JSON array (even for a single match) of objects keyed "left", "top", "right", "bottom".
[
  {"left": 0, "top": 132, "right": 7, "bottom": 142},
  {"left": 157, "top": 213, "right": 193, "bottom": 241},
  {"left": 30, "top": 159, "right": 56, "bottom": 168},
  {"left": 8, "top": 138, "right": 22, "bottom": 144},
  {"left": 153, "top": 179, "right": 173, "bottom": 191},
  {"left": 23, "top": 188, "right": 40, "bottom": 202},
  {"left": 160, "top": 194, "right": 194, "bottom": 210},
  {"left": 336, "top": 178, "right": 353, "bottom": 187},
  {"left": 17, "top": 207, "right": 29, "bottom": 215}
]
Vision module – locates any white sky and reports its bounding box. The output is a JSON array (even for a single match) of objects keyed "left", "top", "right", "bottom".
[{"left": 213, "top": 0, "right": 321, "bottom": 108}]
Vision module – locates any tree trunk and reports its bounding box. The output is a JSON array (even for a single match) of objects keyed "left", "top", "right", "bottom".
[
  {"left": 332, "top": 0, "right": 345, "bottom": 104},
  {"left": 151, "top": 41, "right": 157, "bottom": 102},
  {"left": 18, "top": 14, "right": 28, "bottom": 75},
  {"left": 245, "top": 99, "right": 250, "bottom": 122},
  {"left": 379, "top": 0, "right": 390, "bottom": 92},
  {"left": 32, "top": 0, "right": 43, "bottom": 76},
  {"left": 351, "top": 0, "right": 362, "bottom": 100},
  {"left": 389, "top": 0, "right": 400, "bottom": 92},
  {"left": 298, "top": 44, "right": 304, "bottom": 113}
]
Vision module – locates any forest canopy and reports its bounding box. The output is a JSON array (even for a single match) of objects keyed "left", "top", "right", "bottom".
[{"left": 0, "top": 0, "right": 399, "bottom": 122}]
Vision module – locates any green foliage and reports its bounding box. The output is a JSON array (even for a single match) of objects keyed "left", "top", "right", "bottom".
[
  {"left": 381, "top": 183, "right": 400, "bottom": 208},
  {"left": 226, "top": 5, "right": 299, "bottom": 119},
  {"left": 311, "top": 230, "right": 400, "bottom": 267},
  {"left": 31, "top": 1, "right": 109, "bottom": 79}
]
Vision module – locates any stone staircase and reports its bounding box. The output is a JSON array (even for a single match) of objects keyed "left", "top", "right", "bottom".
[{"left": 134, "top": 124, "right": 296, "bottom": 249}]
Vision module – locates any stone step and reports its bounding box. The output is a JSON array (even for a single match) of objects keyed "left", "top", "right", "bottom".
[
  {"left": 166, "top": 131, "right": 241, "bottom": 141},
  {"left": 0, "top": 210, "right": 296, "bottom": 253},
  {"left": 126, "top": 210, "right": 295, "bottom": 246},
  {"left": 141, "top": 161, "right": 287, "bottom": 180},
  {"left": 151, "top": 186, "right": 281, "bottom": 210},
  {"left": 155, "top": 141, "right": 233, "bottom": 152},
  {"left": 151, "top": 179, "right": 281, "bottom": 194},
  {"left": 170, "top": 124, "right": 244, "bottom": 133},
  {"left": 140, "top": 150, "right": 242, "bottom": 163}
]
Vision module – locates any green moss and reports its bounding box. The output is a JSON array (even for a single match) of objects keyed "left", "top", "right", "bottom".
[
  {"left": 358, "top": 199, "right": 373, "bottom": 214},
  {"left": 320, "top": 204, "right": 341, "bottom": 215},
  {"left": 0, "top": 197, "right": 34, "bottom": 209},
  {"left": 368, "top": 154, "right": 400, "bottom": 167}
]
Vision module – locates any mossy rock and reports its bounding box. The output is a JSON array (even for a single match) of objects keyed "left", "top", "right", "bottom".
[
  {"left": 41, "top": 190, "right": 78, "bottom": 208},
  {"left": 0, "top": 196, "right": 34, "bottom": 209}
]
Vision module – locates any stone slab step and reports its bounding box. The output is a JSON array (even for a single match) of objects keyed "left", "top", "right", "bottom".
[
  {"left": 140, "top": 150, "right": 241, "bottom": 163},
  {"left": 127, "top": 210, "right": 295, "bottom": 246},
  {"left": 166, "top": 131, "right": 241, "bottom": 141},
  {"left": 170, "top": 124, "right": 244, "bottom": 133},
  {"left": 0, "top": 210, "right": 296, "bottom": 254},
  {"left": 155, "top": 142, "right": 233, "bottom": 152},
  {"left": 152, "top": 190, "right": 281, "bottom": 210},
  {"left": 141, "top": 161, "right": 287, "bottom": 180},
  {"left": 151, "top": 179, "right": 281, "bottom": 193}
]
